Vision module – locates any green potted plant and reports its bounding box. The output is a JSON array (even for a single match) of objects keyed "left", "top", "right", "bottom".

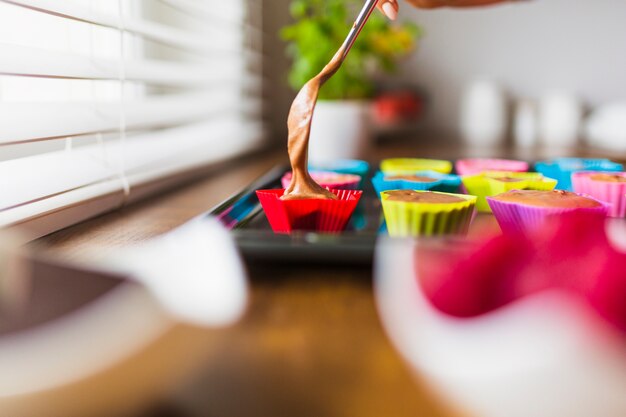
[{"left": 281, "top": 0, "right": 421, "bottom": 162}]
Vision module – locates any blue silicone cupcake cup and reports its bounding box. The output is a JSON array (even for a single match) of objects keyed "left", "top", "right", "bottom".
[
  {"left": 371, "top": 170, "right": 462, "bottom": 196},
  {"left": 535, "top": 158, "right": 623, "bottom": 191},
  {"left": 309, "top": 159, "right": 370, "bottom": 177},
  {"left": 309, "top": 159, "right": 370, "bottom": 187}
]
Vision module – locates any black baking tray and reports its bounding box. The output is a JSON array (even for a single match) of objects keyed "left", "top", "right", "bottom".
[{"left": 207, "top": 165, "right": 383, "bottom": 265}]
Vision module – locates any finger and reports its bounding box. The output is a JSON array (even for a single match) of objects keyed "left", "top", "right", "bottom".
[
  {"left": 405, "top": 0, "right": 447, "bottom": 8},
  {"left": 376, "top": 0, "right": 399, "bottom": 20},
  {"left": 448, "top": 0, "right": 507, "bottom": 6},
  {"left": 407, "top": 0, "right": 506, "bottom": 7}
]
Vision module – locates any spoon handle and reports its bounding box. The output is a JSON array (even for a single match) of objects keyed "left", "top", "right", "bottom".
[{"left": 340, "top": 0, "right": 379, "bottom": 61}]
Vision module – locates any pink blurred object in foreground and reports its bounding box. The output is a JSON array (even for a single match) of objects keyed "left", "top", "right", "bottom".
[
  {"left": 375, "top": 235, "right": 626, "bottom": 417},
  {"left": 419, "top": 212, "right": 626, "bottom": 333}
]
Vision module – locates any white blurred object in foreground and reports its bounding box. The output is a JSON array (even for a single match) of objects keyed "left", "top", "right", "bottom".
[
  {"left": 0, "top": 217, "right": 248, "bottom": 417},
  {"left": 460, "top": 80, "right": 508, "bottom": 148},
  {"left": 585, "top": 102, "right": 626, "bottom": 152},
  {"left": 375, "top": 238, "right": 626, "bottom": 417},
  {"left": 97, "top": 217, "right": 248, "bottom": 327}
]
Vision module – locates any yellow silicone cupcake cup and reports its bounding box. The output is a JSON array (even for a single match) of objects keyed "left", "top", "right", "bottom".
[
  {"left": 381, "top": 191, "right": 477, "bottom": 237},
  {"left": 462, "top": 172, "right": 558, "bottom": 212},
  {"left": 381, "top": 158, "right": 453, "bottom": 175}
]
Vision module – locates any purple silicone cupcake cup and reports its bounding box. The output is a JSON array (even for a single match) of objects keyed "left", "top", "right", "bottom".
[
  {"left": 572, "top": 172, "right": 626, "bottom": 218},
  {"left": 487, "top": 194, "right": 610, "bottom": 234}
]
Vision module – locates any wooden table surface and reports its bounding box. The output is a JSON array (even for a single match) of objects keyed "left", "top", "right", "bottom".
[{"left": 36, "top": 141, "right": 625, "bottom": 417}]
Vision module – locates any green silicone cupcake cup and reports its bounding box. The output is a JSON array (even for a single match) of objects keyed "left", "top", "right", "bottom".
[
  {"left": 462, "top": 173, "right": 558, "bottom": 212},
  {"left": 381, "top": 191, "right": 477, "bottom": 237},
  {"left": 380, "top": 158, "right": 453, "bottom": 175}
]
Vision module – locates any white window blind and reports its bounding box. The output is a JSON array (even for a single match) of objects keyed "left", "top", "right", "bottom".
[{"left": 0, "top": 0, "right": 266, "bottom": 239}]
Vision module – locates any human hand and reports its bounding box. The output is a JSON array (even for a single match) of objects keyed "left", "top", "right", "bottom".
[{"left": 377, "top": 0, "right": 509, "bottom": 20}]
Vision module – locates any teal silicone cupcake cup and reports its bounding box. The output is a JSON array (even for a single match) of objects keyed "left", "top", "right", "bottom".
[
  {"left": 309, "top": 159, "right": 370, "bottom": 187},
  {"left": 372, "top": 171, "right": 461, "bottom": 196},
  {"left": 535, "top": 158, "right": 623, "bottom": 191}
]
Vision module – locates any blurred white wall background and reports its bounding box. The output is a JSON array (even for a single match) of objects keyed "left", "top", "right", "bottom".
[
  {"left": 268, "top": 0, "right": 626, "bottom": 144},
  {"left": 398, "top": 0, "right": 626, "bottom": 136}
]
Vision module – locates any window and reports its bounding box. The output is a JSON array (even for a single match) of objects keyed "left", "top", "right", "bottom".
[{"left": 0, "top": 0, "right": 265, "bottom": 238}]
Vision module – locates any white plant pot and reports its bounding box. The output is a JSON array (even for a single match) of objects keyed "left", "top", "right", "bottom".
[
  {"left": 375, "top": 238, "right": 626, "bottom": 417},
  {"left": 308, "top": 100, "right": 371, "bottom": 164}
]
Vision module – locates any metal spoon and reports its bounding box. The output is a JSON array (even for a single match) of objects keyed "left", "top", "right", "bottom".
[{"left": 340, "top": 0, "right": 379, "bottom": 61}]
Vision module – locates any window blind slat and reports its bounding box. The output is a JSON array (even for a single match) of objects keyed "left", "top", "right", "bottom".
[
  {"left": 0, "top": 179, "right": 124, "bottom": 228},
  {"left": 0, "top": 0, "right": 267, "bottom": 238},
  {"left": 3, "top": 0, "right": 258, "bottom": 56},
  {"left": 0, "top": 93, "right": 263, "bottom": 144},
  {"left": 0, "top": 44, "right": 261, "bottom": 85},
  {"left": 0, "top": 149, "right": 118, "bottom": 212},
  {"left": 0, "top": 118, "right": 264, "bottom": 229},
  {"left": 159, "top": 0, "right": 245, "bottom": 21},
  {"left": 122, "top": 120, "right": 265, "bottom": 190},
  {"left": 157, "top": 0, "right": 263, "bottom": 38}
]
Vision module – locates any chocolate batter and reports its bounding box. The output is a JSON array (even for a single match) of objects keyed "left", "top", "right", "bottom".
[
  {"left": 281, "top": 46, "right": 347, "bottom": 200},
  {"left": 589, "top": 173, "right": 626, "bottom": 183},
  {"left": 487, "top": 176, "right": 525, "bottom": 183},
  {"left": 384, "top": 190, "right": 465, "bottom": 204},
  {"left": 491, "top": 190, "right": 602, "bottom": 208}
]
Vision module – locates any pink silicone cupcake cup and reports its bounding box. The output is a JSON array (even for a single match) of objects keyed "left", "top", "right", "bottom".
[
  {"left": 456, "top": 158, "right": 529, "bottom": 176},
  {"left": 487, "top": 194, "right": 610, "bottom": 234},
  {"left": 572, "top": 172, "right": 626, "bottom": 218},
  {"left": 281, "top": 171, "right": 361, "bottom": 190}
]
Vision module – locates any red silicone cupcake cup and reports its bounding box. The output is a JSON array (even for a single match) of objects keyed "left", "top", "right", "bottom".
[
  {"left": 487, "top": 194, "right": 610, "bottom": 234},
  {"left": 455, "top": 158, "right": 529, "bottom": 176},
  {"left": 281, "top": 171, "right": 361, "bottom": 191},
  {"left": 256, "top": 189, "right": 362, "bottom": 234},
  {"left": 572, "top": 171, "right": 626, "bottom": 218}
]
